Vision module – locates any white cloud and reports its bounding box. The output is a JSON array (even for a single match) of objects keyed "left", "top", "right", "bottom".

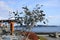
[
  {"left": 48, "top": 15, "right": 60, "bottom": 19},
  {"left": 0, "top": 1, "right": 14, "bottom": 19},
  {"left": 41, "top": 0, "right": 60, "bottom": 7},
  {"left": 0, "top": 1, "right": 13, "bottom": 11},
  {"left": 0, "top": 16, "right": 8, "bottom": 20},
  {"left": 47, "top": 15, "right": 60, "bottom": 25}
]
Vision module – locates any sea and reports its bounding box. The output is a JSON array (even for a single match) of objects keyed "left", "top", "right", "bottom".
[{"left": 14, "top": 25, "right": 60, "bottom": 33}]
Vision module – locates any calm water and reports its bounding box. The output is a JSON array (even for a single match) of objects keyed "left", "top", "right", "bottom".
[
  {"left": 32, "top": 27, "right": 60, "bottom": 32},
  {"left": 14, "top": 26, "right": 60, "bottom": 33}
]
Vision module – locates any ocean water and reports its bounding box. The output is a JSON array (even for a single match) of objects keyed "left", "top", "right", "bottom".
[
  {"left": 31, "top": 27, "right": 60, "bottom": 32},
  {"left": 14, "top": 26, "right": 60, "bottom": 33}
]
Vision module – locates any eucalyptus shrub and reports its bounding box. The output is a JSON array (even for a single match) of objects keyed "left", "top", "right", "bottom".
[{"left": 12, "top": 4, "right": 47, "bottom": 32}]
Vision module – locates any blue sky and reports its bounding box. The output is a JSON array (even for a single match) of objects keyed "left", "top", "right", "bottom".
[{"left": 0, "top": 0, "right": 60, "bottom": 25}]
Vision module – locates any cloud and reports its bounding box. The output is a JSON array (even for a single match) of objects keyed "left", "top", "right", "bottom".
[
  {"left": 0, "top": 1, "right": 14, "bottom": 19},
  {"left": 0, "top": 1, "right": 13, "bottom": 11},
  {"left": 47, "top": 15, "right": 60, "bottom": 25},
  {"left": 48, "top": 15, "right": 60, "bottom": 19},
  {"left": 41, "top": 0, "right": 60, "bottom": 7},
  {"left": 0, "top": 16, "right": 8, "bottom": 20}
]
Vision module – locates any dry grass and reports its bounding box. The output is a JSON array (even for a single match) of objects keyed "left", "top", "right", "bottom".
[{"left": 38, "top": 36, "right": 47, "bottom": 40}]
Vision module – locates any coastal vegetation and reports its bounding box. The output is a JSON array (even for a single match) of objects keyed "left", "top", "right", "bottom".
[
  {"left": 11, "top": 4, "right": 48, "bottom": 40},
  {"left": 12, "top": 4, "right": 47, "bottom": 31}
]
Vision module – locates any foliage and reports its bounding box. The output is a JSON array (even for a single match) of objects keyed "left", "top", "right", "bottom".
[{"left": 12, "top": 4, "right": 47, "bottom": 31}]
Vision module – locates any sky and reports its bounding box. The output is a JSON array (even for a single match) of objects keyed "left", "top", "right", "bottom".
[{"left": 0, "top": 0, "right": 60, "bottom": 25}]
